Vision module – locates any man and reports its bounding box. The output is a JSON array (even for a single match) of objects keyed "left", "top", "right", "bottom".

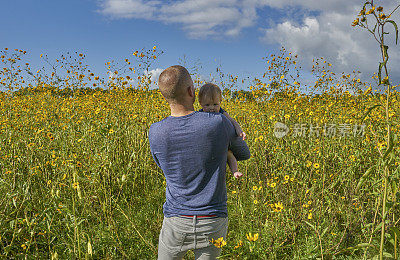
[{"left": 149, "top": 65, "right": 250, "bottom": 259}]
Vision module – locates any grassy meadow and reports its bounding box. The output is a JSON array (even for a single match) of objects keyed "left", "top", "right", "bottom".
[{"left": 0, "top": 47, "right": 400, "bottom": 259}]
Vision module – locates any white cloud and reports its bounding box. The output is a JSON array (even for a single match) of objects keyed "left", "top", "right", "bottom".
[
  {"left": 262, "top": 15, "right": 367, "bottom": 69},
  {"left": 147, "top": 68, "right": 163, "bottom": 83},
  {"left": 257, "top": 0, "right": 357, "bottom": 12},
  {"left": 260, "top": 0, "right": 400, "bottom": 85},
  {"left": 100, "top": 0, "right": 160, "bottom": 19},
  {"left": 99, "top": 0, "right": 400, "bottom": 85},
  {"left": 98, "top": 0, "right": 259, "bottom": 39}
]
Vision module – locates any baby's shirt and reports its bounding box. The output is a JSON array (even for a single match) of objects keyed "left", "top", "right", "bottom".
[{"left": 198, "top": 107, "right": 226, "bottom": 113}]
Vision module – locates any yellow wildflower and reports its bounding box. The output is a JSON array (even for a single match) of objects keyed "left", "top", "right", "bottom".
[
  {"left": 366, "top": 6, "right": 375, "bottom": 15},
  {"left": 306, "top": 161, "right": 312, "bottom": 168},
  {"left": 234, "top": 240, "right": 243, "bottom": 249},
  {"left": 47, "top": 132, "right": 54, "bottom": 140},
  {"left": 273, "top": 202, "right": 284, "bottom": 212},
  {"left": 246, "top": 232, "right": 259, "bottom": 242},
  {"left": 211, "top": 237, "right": 226, "bottom": 248}
]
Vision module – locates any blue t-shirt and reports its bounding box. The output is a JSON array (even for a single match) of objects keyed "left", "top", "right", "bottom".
[
  {"left": 198, "top": 107, "right": 225, "bottom": 113},
  {"left": 148, "top": 111, "right": 250, "bottom": 217}
]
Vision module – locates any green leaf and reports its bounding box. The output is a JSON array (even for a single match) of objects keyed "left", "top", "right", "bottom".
[
  {"left": 373, "top": 221, "right": 384, "bottom": 234},
  {"left": 391, "top": 227, "right": 400, "bottom": 239},
  {"left": 390, "top": 176, "right": 398, "bottom": 195},
  {"left": 382, "top": 45, "right": 389, "bottom": 62},
  {"left": 361, "top": 222, "right": 374, "bottom": 231},
  {"left": 387, "top": 20, "right": 399, "bottom": 45},
  {"left": 356, "top": 165, "right": 376, "bottom": 192},
  {"left": 304, "top": 220, "right": 315, "bottom": 229},
  {"left": 321, "top": 227, "right": 329, "bottom": 238},
  {"left": 351, "top": 243, "right": 372, "bottom": 249},
  {"left": 378, "top": 62, "right": 383, "bottom": 84},
  {"left": 335, "top": 242, "right": 376, "bottom": 255},
  {"left": 343, "top": 242, "right": 374, "bottom": 252},
  {"left": 394, "top": 164, "right": 400, "bottom": 178},
  {"left": 359, "top": 104, "right": 382, "bottom": 123},
  {"left": 383, "top": 131, "right": 394, "bottom": 161},
  {"left": 378, "top": 45, "right": 389, "bottom": 85}
]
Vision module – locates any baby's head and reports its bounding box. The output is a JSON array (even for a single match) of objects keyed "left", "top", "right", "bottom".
[{"left": 198, "top": 83, "right": 222, "bottom": 113}]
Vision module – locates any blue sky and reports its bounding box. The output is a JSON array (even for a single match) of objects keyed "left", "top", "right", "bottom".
[{"left": 1, "top": 0, "right": 399, "bottom": 94}]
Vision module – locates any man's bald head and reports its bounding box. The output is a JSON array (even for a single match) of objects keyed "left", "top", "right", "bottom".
[{"left": 158, "top": 65, "right": 193, "bottom": 104}]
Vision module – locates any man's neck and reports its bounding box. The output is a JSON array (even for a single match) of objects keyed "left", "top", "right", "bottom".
[{"left": 169, "top": 103, "right": 195, "bottom": 117}]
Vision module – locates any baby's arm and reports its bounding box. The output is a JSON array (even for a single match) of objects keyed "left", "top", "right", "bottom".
[
  {"left": 222, "top": 111, "right": 246, "bottom": 140},
  {"left": 227, "top": 150, "right": 243, "bottom": 179}
]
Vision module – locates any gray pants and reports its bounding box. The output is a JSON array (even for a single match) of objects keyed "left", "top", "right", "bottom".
[{"left": 157, "top": 216, "right": 228, "bottom": 260}]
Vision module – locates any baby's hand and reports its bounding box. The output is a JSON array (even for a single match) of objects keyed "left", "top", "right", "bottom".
[
  {"left": 239, "top": 131, "right": 247, "bottom": 141},
  {"left": 233, "top": 171, "right": 243, "bottom": 179}
]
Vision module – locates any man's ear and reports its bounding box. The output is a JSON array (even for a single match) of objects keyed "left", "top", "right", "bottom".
[{"left": 188, "top": 85, "right": 194, "bottom": 97}]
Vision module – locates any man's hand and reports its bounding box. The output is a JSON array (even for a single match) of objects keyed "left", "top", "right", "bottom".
[{"left": 233, "top": 171, "right": 243, "bottom": 179}]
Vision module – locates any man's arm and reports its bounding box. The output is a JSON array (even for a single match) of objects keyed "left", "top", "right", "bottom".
[
  {"left": 148, "top": 125, "right": 161, "bottom": 168},
  {"left": 150, "top": 150, "right": 161, "bottom": 168},
  {"left": 229, "top": 135, "right": 250, "bottom": 161}
]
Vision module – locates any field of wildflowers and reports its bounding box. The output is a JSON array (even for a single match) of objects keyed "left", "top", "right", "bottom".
[
  {"left": 0, "top": 49, "right": 399, "bottom": 259},
  {"left": 1, "top": 2, "right": 400, "bottom": 259}
]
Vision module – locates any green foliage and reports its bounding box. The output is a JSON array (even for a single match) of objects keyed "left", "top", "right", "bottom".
[{"left": 352, "top": 1, "right": 400, "bottom": 259}]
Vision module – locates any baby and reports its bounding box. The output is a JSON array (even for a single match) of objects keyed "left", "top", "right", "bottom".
[{"left": 198, "top": 83, "right": 246, "bottom": 179}]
